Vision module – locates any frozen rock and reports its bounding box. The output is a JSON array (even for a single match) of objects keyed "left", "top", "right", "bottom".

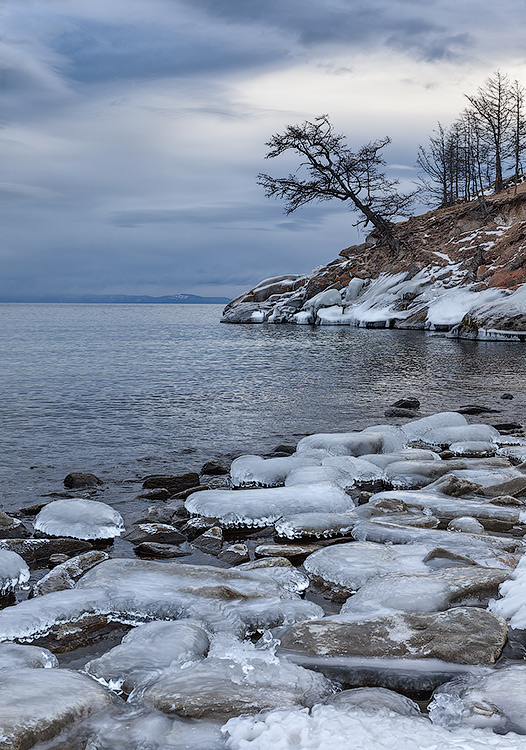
[
  {"left": 0, "top": 667, "right": 112, "bottom": 749},
  {"left": 296, "top": 432, "right": 384, "bottom": 457},
  {"left": 430, "top": 665, "right": 526, "bottom": 735},
  {"left": 326, "top": 687, "right": 420, "bottom": 716},
  {"left": 340, "top": 567, "right": 510, "bottom": 617},
  {"left": 0, "top": 642, "right": 58, "bottom": 670},
  {"left": 123, "top": 523, "right": 185, "bottom": 545},
  {"left": 85, "top": 620, "right": 210, "bottom": 693},
  {"left": 489, "top": 554, "right": 526, "bottom": 628},
  {"left": 449, "top": 441, "right": 497, "bottom": 458},
  {"left": 274, "top": 512, "right": 356, "bottom": 540},
  {"left": 480, "top": 475, "right": 526, "bottom": 498},
  {"left": 0, "top": 549, "right": 29, "bottom": 595},
  {"left": 230, "top": 454, "right": 318, "bottom": 488},
  {"left": 255, "top": 543, "right": 324, "bottom": 559},
  {"left": 0, "top": 512, "right": 29, "bottom": 539},
  {"left": 448, "top": 517, "right": 485, "bottom": 533},
  {"left": 137, "top": 635, "right": 333, "bottom": 719},
  {"left": 218, "top": 543, "right": 250, "bottom": 565},
  {"left": 193, "top": 526, "right": 223, "bottom": 555},
  {"left": 185, "top": 484, "right": 354, "bottom": 528},
  {"left": 284, "top": 465, "right": 353, "bottom": 488},
  {"left": 401, "top": 412, "right": 468, "bottom": 442},
  {"left": 384, "top": 459, "right": 467, "bottom": 489},
  {"left": 416, "top": 424, "right": 500, "bottom": 450},
  {"left": 0, "top": 538, "right": 93, "bottom": 566},
  {"left": 305, "top": 288, "right": 343, "bottom": 312},
  {"left": 321, "top": 454, "right": 386, "bottom": 485},
  {"left": 361, "top": 448, "right": 441, "bottom": 470},
  {"left": 280, "top": 607, "right": 507, "bottom": 664},
  {"left": 32, "top": 550, "right": 109, "bottom": 596},
  {"left": 34, "top": 498, "right": 124, "bottom": 540},
  {"left": 223, "top": 702, "right": 526, "bottom": 750}
]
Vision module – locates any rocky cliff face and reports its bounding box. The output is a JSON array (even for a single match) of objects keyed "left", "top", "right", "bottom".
[{"left": 222, "top": 187, "right": 526, "bottom": 341}]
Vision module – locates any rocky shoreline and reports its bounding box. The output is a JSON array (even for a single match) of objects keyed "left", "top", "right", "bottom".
[{"left": 2, "top": 408, "right": 526, "bottom": 747}]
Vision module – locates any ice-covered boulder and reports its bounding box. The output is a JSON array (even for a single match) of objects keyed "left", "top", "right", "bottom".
[
  {"left": 0, "top": 667, "right": 112, "bottom": 749},
  {"left": 284, "top": 465, "right": 353, "bottom": 488},
  {"left": 321, "top": 455, "right": 386, "bottom": 486},
  {"left": 0, "top": 549, "right": 29, "bottom": 595},
  {"left": 274, "top": 512, "right": 356, "bottom": 540},
  {"left": 34, "top": 498, "right": 124, "bottom": 540},
  {"left": 136, "top": 635, "right": 334, "bottom": 719},
  {"left": 384, "top": 459, "right": 467, "bottom": 489},
  {"left": 361, "top": 448, "right": 441, "bottom": 470},
  {"left": 85, "top": 620, "right": 209, "bottom": 693},
  {"left": 430, "top": 665, "right": 526, "bottom": 735},
  {"left": 401, "top": 412, "right": 468, "bottom": 443},
  {"left": 490, "top": 554, "right": 526, "bottom": 628},
  {"left": 296, "top": 431, "right": 389, "bottom": 457},
  {"left": 415, "top": 424, "right": 500, "bottom": 450},
  {"left": 32, "top": 550, "right": 109, "bottom": 596},
  {"left": 280, "top": 607, "right": 507, "bottom": 664},
  {"left": 230, "top": 454, "right": 319, "bottom": 488},
  {"left": 0, "top": 642, "right": 58, "bottom": 670},
  {"left": 185, "top": 484, "right": 354, "bottom": 528},
  {"left": 325, "top": 687, "right": 421, "bottom": 716}
]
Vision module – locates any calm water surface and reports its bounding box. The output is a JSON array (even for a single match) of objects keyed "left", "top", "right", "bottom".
[{"left": 1, "top": 303, "right": 525, "bottom": 512}]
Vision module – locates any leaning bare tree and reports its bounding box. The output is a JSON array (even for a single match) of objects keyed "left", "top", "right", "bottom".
[{"left": 257, "top": 115, "right": 414, "bottom": 257}]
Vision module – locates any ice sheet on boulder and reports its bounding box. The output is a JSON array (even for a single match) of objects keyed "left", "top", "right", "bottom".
[
  {"left": 230, "top": 455, "right": 319, "bottom": 488},
  {"left": 274, "top": 512, "right": 357, "bottom": 540},
  {"left": 34, "top": 498, "right": 124, "bottom": 540},
  {"left": 489, "top": 554, "right": 526, "bottom": 628},
  {"left": 0, "top": 549, "right": 29, "bottom": 595},
  {"left": 415, "top": 424, "right": 500, "bottom": 450},
  {"left": 185, "top": 485, "right": 353, "bottom": 528},
  {"left": 401, "top": 412, "right": 468, "bottom": 442},
  {"left": 384, "top": 459, "right": 466, "bottom": 489}
]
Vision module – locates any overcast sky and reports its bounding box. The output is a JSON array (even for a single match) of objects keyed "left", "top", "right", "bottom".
[{"left": 1, "top": 0, "right": 526, "bottom": 300}]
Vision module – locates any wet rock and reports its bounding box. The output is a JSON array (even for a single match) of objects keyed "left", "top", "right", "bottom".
[
  {"left": 391, "top": 397, "right": 420, "bottom": 410},
  {"left": 193, "top": 526, "right": 223, "bottom": 555},
  {"left": 19, "top": 502, "right": 48, "bottom": 516},
  {"left": 255, "top": 543, "right": 324, "bottom": 559},
  {"left": 384, "top": 407, "right": 419, "bottom": 418},
  {"left": 136, "top": 488, "right": 172, "bottom": 501},
  {"left": 200, "top": 460, "right": 229, "bottom": 475},
  {"left": 142, "top": 473, "right": 200, "bottom": 494},
  {"left": 272, "top": 444, "right": 296, "bottom": 455},
  {"left": 0, "top": 538, "right": 92, "bottom": 567},
  {"left": 422, "top": 548, "right": 479, "bottom": 568},
  {"left": 133, "top": 542, "right": 190, "bottom": 558},
  {"left": 34, "top": 498, "right": 124, "bottom": 540},
  {"left": 169, "top": 485, "right": 207, "bottom": 501},
  {"left": 123, "top": 523, "right": 186, "bottom": 545},
  {"left": 501, "top": 393, "right": 514, "bottom": 400},
  {"left": 0, "top": 668, "right": 113, "bottom": 749},
  {"left": 217, "top": 543, "right": 250, "bottom": 565},
  {"left": 238, "top": 557, "right": 293, "bottom": 570},
  {"left": 0, "top": 512, "right": 29, "bottom": 539},
  {"left": 85, "top": 620, "right": 210, "bottom": 694},
  {"left": 456, "top": 405, "right": 499, "bottom": 415},
  {"left": 280, "top": 607, "right": 507, "bottom": 664},
  {"left": 493, "top": 421, "right": 523, "bottom": 432},
  {"left": 480, "top": 475, "right": 526, "bottom": 498},
  {"left": 48, "top": 553, "right": 70, "bottom": 567},
  {"left": 32, "top": 551, "right": 109, "bottom": 597},
  {"left": 63, "top": 472, "right": 103, "bottom": 489}
]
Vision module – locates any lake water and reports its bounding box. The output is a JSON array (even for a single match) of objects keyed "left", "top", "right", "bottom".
[{"left": 1, "top": 303, "right": 526, "bottom": 513}]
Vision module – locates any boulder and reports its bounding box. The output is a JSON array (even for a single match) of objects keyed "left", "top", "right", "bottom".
[
  {"left": 32, "top": 550, "right": 109, "bottom": 596},
  {"left": 200, "top": 460, "right": 229, "bottom": 475},
  {"left": 123, "top": 523, "right": 186, "bottom": 545},
  {"left": 142, "top": 473, "right": 200, "bottom": 494},
  {"left": 0, "top": 538, "right": 92, "bottom": 567},
  {"left": 63, "top": 472, "right": 103, "bottom": 489}
]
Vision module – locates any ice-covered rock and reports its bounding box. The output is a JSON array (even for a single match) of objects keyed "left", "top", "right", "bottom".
[
  {"left": 361, "top": 448, "right": 442, "bottom": 470},
  {"left": 136, "top": 635, "right": 334, "bottom": 719},
  {"left": 325, "top": 687, "right": 421, "bottom": 716},
  {"left": 448, "top": 516, "right": 485, "bottom": 534},
  {"left": 340, "top": 567, "right": 510, "bottom": 617},
  {"left": 85, "top": 620, "right": 210, "bottom": 693},
  {"left": 384, "top": 459, "right": 467, "bottom": 489},
  {"left": 185, "top": 484, "right": 354, "bottom": 528},
  {"left": 0, "top": 538, "right": 93, "bottom": 566},
  {"left": 0, "top": 642, "right": 58, "bottom": 670},
  {"left": 320, "top": 455, "right": 386, "bottom": 485},
  {"left": 401, "top": 412, "right": 468, "bottom": 442},
  {"left": 416, "top": 424, "right": 500, "bottom": 450},
  {"left": 0, "top": 667, "right": 112, "bottom": 749},
  {"left": 230, "top": 454, "right": 318, "bottom": 488},
  {"left": 430, "top": 665, "right": 526, "bottom": 735},
  {"left": 449, "top": 441, "right": 497, "bottom": 458},
  {"left": 32, "top": 550, "right": 109, "bottom": 596},
  {"left": 274, "top": 512, "right": 356, "bottom": 540},
  {"left": 34, "top": 498, "right": 124, "bottom": 540},
  {"left": 489, "top": 554, "right": 526, "bottom": 628},
  {"left": 284, "top": 465, "right": 352, "bottom": 488},
  {"left": 296, "top": 428, "right": 404, "bottom": 457},
  {"left": 280, "top": 607, "right": 507, "bottom": 664},
  {"left": 0, "top": 549, "right": 29, "bottom": 595}
]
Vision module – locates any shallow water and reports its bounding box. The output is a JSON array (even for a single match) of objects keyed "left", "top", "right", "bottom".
[{"left": 1, "top": 303, "right": 525, "bottom": 510}]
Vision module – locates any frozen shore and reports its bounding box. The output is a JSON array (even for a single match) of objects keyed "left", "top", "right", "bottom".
[{"left": 1, "top": 411, "right": 526, "bottom": 747}]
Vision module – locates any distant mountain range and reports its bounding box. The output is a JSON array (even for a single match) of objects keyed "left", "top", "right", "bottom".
[{"left": 1, "top": 294, "right": 231, "bottom": 304}]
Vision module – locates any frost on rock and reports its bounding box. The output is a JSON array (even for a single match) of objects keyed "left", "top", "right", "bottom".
[
  {"left": 430, "top": 665, "right": 526, "bottom": 735},
  {"left": 34, "top": 498, "right": 125, "bottom": 540},
  {"left": 185, "top": 485, "right": 353, "bottom": 528},
  {"left": 85, "top": 620, "right": 210, "bottom": 693},
  {"left": 0, "top": 667, "right": 112, "bottom": 749},
  {"left": 223, "top": 703, "right": 526, "bottom": 750},
  {"left": 274, "top": 512, "right": 356, "bottom": 540},
  {"left": 401, "top": 412, "right": 468, "bottom": 443},
  {"left": 135, "top": 634, "right": 334, "bottom": 719},
  {"left": 489, "top": 554, "right": 526, "bottom": 628},
  {"left": 0, "top": 549, "right": 29, "bottom": 595},
  {"left": 230, "top": 455, "right": 319, "bottom": 488}
]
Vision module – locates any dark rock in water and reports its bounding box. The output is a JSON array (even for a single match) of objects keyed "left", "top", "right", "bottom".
[
  {"left": 48, "top": 553, "right": 70, "bottom": 567},
  {"left": 123, "top": 523, "right": 186, "bottom": 545},
  {"left": 134, "top": 542, "right": 191, "bottom": 558},
  {"left": 136, "top": 488, "right": 172, "bottom": 501},
  {"left": 169, "top": 485, "right": 208, "bottom": 501},
  {"left": 200, "top": 461, "right": 229, "bottom": 476},
  {"left": 280, "top": 607, "right": 507, "bottom": 665},
  {"left": 493, "top": 421, "right": 523, "bottom": 431},
  {"left": 217, "top": 543, "right": 250, "bottom": 565},
  {"left": 501, "top": 393, "right": 514, "bottom": 399},
  {"left": 480, "top": 476, "right": 526, "bottom": 498},
  {"left": 142, "top": 473, "right": 200, "bottom": 494},
  {"left": 457, "top": 404, "right": 499, "bottom": 415},
  {"left": 391, "top": 398, "right": 420, "bottom": 410},
  {"left": 19, "top": 502, "right": 48, "bottom": 516},
  {"left": 63, "top": 472, "right": 103, "bottom": 489},
  {"left": 271, "top": 444, "right": 296, "bottom": 455},
  {"left": 255, "top": 543, "right": 324, "bottom": 559},
  {"left": 33, "top": 616, "right": 129, "bottom": 654},
  {"left": 0, "top": 538, "right": 92, "bottom": 567},
  {"left": 0, "top": 512, "right": 29, "bottom": 539},
  {"left": 384, "top": 407, "right": 419, "bottom": 418},
  {"left": 193, "top": 526, "right": 223, "bottom": 556}
]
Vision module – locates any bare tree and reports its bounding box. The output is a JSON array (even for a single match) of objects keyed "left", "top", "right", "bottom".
[
  {"left": 257, "top": 115, "right": 414, "bottom": 257},
  {"left": 509, "top": 78, "right": 526, "bottom": 194}
]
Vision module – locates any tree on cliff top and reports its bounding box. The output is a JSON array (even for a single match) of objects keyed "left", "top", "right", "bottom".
[{"left": 257, "top": 115, "right": 415, "bottom": 257}]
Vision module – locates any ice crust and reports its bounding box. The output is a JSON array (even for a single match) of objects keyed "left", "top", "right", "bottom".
[
  {"left": 401, "top": 412, "right": 468, "bottom": 442},
  {"left": 489, "top": 554, "right": 526, "bottom": 627},
  {"left": 185, "top": 485, "right": 354, "bottom": 528},
  {"left": 274, "top": 512, "right": 356, "bottom": 540},
  {"left": 34, "top": 498, "right": 125, "bottom": 540},
  {"left": 230, "top": 455, "right": 319, "bottom": 488},
  {"left": 0, "top": 550, "right": 29, "bottom": 595},
  {"left": 296, "top": 426, "right": 406, "bottom": 456}
]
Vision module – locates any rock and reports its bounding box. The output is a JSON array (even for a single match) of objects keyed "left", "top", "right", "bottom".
[
  {"left": 63, "top": 472, "right": 103, "bottom": 489},
  {"left": 274, "top": 512, "right": 356, "bottom": 540},
  {"left": 34, "top": 498, "right": 124, "bottom": 540},
  {"left": 272, "top": 444, "right": 296, "bottom": 455},
  {"left": 0, "top": 538, "right": 92, "bottom": 567},
  {"left": 136, "top": 488, "right": 172, "bottom": 501},
  {"left": 123, "top": 523, "right": 186, "bottom": 545},
  {"left": 456, "top": 404, "right": 499, "bottom": 415},
  {"left": 280, "top": 607, "right": 507, "bottom": 664},
  {"left": 200, "top": 460, "right": 229, "bottom": 476},
  {"left": 142, "top": 473, "right": 200, "bottom": 494},
  {"left": 0, "top": 512, "right": 29, "bottom": 539},
  {"left": 193, "top": 526, "right": 223, "bottom": 555},
  {"left": 19, "top": 502, "right": 48, "bottom": 516},
  {"left": 384, "top": 407, "right": 419, "bottom": 418},
  {"left": 169, "top": 485, "right": 207, "bottom": 501},
  {"left": 391, "top": 397, "right": 420, "bottom": 410},
  {"left": 217, "top": 544, "right": 250, "bottom": 565},
  {"left": 48, "top": 553, "right": 70, "bottom": 567},
  {"left": 133, "top": 542, "right": 191, "bottom": 558},
  {"left": 493, "top": 421, "right": 523, "bottom": 431},
  {"left": 238, "top": 557, "right": 293, "bottom": 570},
  {"left": 0, "top": 642, "right": 58, "bottom": 670},
  {"left": 32, "top": 551, "right": 109, "bottom": 597},
  {"left": 430, "top": 474, "right": 483, "bottom": 497},
  {"left": 480, "top": 475, "right": 526, "bottom": 498},
  {"left": 447, "top": 516, "right": 485, "bottom": 533},
  {"left": 255, "top": 543, "right": 324, "bottom": 559},
  {"left": 448, "top": 440, "right": 497, "bottom": 458},
  {"left": 491, "top": 494, "right": 526, "bottom": 506},
  {"left": 325, "top": 687, "right": 421, "bottom": 716},
  {"left": 501, "top": 393, "right": 514, "bottom": 400}
]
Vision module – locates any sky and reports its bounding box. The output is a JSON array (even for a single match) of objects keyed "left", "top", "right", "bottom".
[{"left": 1, "top": 0, "right": 526, "bottom": 301}]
